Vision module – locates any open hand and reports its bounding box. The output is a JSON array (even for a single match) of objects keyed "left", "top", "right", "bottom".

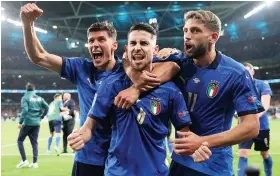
[
  {"left": 171, "top": 131, "right": 204, "bottom": 156},
  {"left": 156, "top": 48, "right": 179, "bottom": 59},
  {"left": 134, "top": 70, "right": 161, "bottom": 92}
]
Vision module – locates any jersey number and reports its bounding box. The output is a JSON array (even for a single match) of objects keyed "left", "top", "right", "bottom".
[
  {"left": 137, "top": 108, "right": 146, "bottom": 125},
  {"left": 187, "top": 92, "right": 198, "bottom": 112}
]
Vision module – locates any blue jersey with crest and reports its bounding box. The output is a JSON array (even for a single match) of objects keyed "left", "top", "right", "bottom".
[
  {"left": 153, "top": 51, "right": 264, "bottom": 175},
  {"left": 88, "top": 71, "right": 191, "bottom": 176},
  {"left": 254, "top": 79, "right": 272, "bottom": 130},
  {"left": 60, "top": 56, "right": 122, "bottom": 166}
]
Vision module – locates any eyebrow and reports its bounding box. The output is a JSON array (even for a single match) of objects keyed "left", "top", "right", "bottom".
[{"left": 183, "top": 26, "right": 202, "bottom": 31}]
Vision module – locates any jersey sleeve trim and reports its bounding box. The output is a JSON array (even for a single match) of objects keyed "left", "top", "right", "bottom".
[
  {"left": 60, "top": 56, "right": 67, "bottom": 78},
  {"left": 237, "top": 107, "right": 264, "bottom": 117},
  {"left": 175, "top": 121, "right": 192, "bottom": 131},
  {"left": 87, "top": 114, "right": 104, "bottom": 120}
]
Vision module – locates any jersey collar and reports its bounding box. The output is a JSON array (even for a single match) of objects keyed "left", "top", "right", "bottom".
[
  {"left": 191, "top": 49, "right": 222, "bottom": 69},
  {"left": 206, "top": 50, "right": 222, "bottom": 69}
]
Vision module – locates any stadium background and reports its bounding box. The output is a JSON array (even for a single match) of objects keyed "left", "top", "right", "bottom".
[{"left": 1, "top": 1, "right": 280, "bottom": 175}]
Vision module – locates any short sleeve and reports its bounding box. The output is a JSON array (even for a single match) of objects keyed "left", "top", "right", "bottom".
[
  {"left": 261, "top": 81, "right": 272, "bottom": 96},
  {"left": 232, "top": 70, "right": 264, "bottom": 116},
  {"left": 60, "top": 57, "right": 83, "bottom": 84},
  {"left": 170, "top": 90, "right": 192, "bottom": 130}
]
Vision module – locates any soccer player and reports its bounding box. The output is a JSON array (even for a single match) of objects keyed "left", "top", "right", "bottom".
[
  {"left": 20, "top": 3, "right": 178, "bottom": 175},
  {"left": 238, "top": 63, "right": 273, "bottom": 176},
  {"left": 68, "top": 23, "right": 212, "bottom": 176},
  {"left": 47, "top": 93, "right": 63, "bottom": 155},
  {"left": 16, "top": 84, "right": 49, "bottom": 168},
  {"left": 68, "top": 23, "right": 211, "bottom": 176},
  {"left": 132, "top": 10, "right": 264, "bottom": 175},
  {"left": 61, "top": 93, "right": 76, "bottom": 153}
]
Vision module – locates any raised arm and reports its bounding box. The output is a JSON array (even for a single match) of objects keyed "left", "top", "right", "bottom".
[{"left": 20, "top": 3, "right": 62, "bottom": 73}]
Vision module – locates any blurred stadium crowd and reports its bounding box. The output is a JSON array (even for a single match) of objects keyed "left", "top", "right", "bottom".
[{"left": 1, "top": 43, "right": 280, "bottom": 121}]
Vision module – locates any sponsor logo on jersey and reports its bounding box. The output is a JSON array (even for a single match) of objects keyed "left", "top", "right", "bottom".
[
  {"left": 193, "top": 78, "right": 200, "bottom": 84},
  {"left": 248, "top": 96, "right": 257, "bottom": 103},
  {"left": 178, "top": 111, "right": 189, "bottom": 118}
]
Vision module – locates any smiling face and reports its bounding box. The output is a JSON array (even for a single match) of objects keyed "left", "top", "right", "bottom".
[
  {"left": 126, "top": 30, "right": 158, "bottom": 72},
  {"left": 87, "top": 30, "right": 117, "bottom": 70}
]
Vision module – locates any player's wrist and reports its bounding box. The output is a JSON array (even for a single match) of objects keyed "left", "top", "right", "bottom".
[
  {"left": 199, "top": 136, "right": 212, "bottom": 148},
  {"left": 132, "top": 84, "right": 142, "bottom": 94},
  {"left": 22, "top": 21, "right": 34, "bottom": 28}
]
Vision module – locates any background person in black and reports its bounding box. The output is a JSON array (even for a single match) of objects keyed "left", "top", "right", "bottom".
[{"left": 61, "top": 93, "right": 76, "bottom": 153}]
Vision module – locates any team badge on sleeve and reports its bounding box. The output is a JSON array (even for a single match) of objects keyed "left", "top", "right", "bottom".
[
  {"left": 206, "top": 80, "right": 219, "bottom": 98},
  {"left": 150, "top": 98, "right": 161, "bottom": 115}
]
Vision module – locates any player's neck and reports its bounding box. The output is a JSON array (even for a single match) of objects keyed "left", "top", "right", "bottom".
[
  {"left": 96, "top": 56, "right": 116, "bottom": 71},
  {"left": 193, "top": 47, "right": 216, "bottom": 67},
  {"left": 127, "top": 64, "right": 152, "bottom": 83}
]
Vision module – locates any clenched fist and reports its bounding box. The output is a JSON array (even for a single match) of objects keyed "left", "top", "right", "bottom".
[
  {"left": 67, "top": 127, "right": 92, "bottom": 151},
  {"left": 20, "top": 3, "right": 43, "bottom": 25}
]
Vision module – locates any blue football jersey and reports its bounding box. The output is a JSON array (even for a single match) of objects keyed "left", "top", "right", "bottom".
[
  {"left": 154, "top": 51, "right": 264, "bottom": 175},
  {"left": 254, "top": 79, "right": 272, "bottom": 130},
  {"left": 60, "top": 56, "right": 123, "bottom": 166},
  {"left": 88, "top": 72, "right": 191, "bottom": 176}
]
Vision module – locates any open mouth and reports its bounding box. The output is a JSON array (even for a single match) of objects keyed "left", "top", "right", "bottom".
[
  {"left": 185, "top": 43, "right": 193, "bottom": 52},
  {"left": 92, "top": 51, "right": 103, "bottom": 60},
  {"left": 132, "top": 54, "right": 145, "bottom": 61}
]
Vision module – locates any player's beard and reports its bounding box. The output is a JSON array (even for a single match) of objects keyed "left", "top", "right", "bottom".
[
  {"left": 185, "top": 43, "right": 208, "bottom": 60},
  {"left": 131, "top": 59, "right": 149, "bottom": 72}
]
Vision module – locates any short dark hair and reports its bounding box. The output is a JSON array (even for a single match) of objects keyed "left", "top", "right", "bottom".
[
  {"left": 26, "top": 83, "right": 35, "bottom": 91},
  {"left": 87, "top": 21, "right": 117, "bottom": 40},
  {"left": 128, "top": 22, "right": 157, "bottom": 39}
]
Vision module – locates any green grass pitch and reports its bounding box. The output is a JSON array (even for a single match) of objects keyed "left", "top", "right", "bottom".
[{"left": 1, "top": 119, "right": 280, "bottom": 176}]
